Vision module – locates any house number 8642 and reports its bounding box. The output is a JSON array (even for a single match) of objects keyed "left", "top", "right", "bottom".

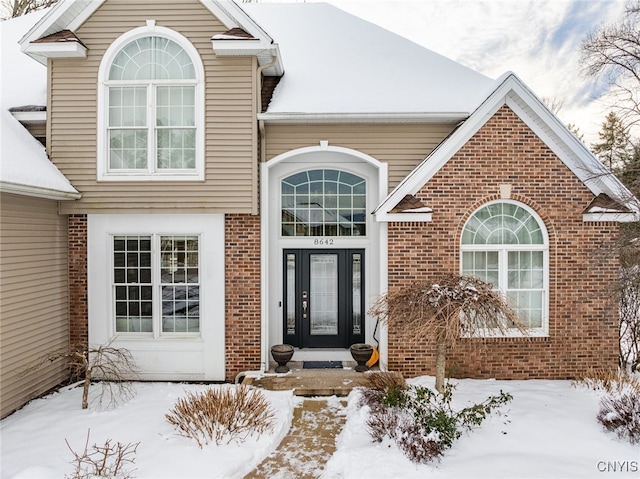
[{"left": 313, "top": 238, "right": 334, "bottom": 246}]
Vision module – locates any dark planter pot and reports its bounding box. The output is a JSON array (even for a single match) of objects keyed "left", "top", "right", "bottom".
[
  {"left": 271, "top": 344, "right": 294, "bottom": 373},
  {"left": 350, "top": 343, "right": 373, "bottom": 372}
]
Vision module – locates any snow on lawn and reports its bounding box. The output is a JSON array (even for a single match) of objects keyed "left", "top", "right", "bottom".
[
  {"left": 323, "top": 377, "right": 639, "bottom": 479},
  {"left": 1, "top": 377, "right": 638, "bottom": 478},
  {"left": 0, "top": 382, "right": 295, "bottom": 479}
]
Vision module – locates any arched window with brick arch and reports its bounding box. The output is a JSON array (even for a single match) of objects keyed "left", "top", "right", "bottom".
[{"left": 460, "top": 200, "right": 549, "bottom": 334}]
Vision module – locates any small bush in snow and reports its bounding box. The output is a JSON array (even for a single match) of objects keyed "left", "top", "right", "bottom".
[
  {"left": 165, "top": 385, "right": 275, "bottom": 448},
  {"left": 358, "top": 371, "right": 407, "bottom": 411},
  {"left": 65, "top": 429, "right": 138, "bottom": 479},
  {"left": 366, "top": 406, "right": 403, "bottom": 442},
  {"left": 597, "top": 389, "right": 640, "bottom": 444},
  {"left": 363, "top": 381, "right": 512, "bottom": 463}
]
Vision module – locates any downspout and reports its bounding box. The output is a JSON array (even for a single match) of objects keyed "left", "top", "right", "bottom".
[
  {"left": 256, "top": 54, "right": 277, "bottom": 164},
  {"left": 235, "top": 52, "right": 278, "bottom": 384}
]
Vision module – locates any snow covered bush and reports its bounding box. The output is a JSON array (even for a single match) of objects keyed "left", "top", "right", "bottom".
[
  {"left": 362, "top": 380, "right": 512, "bottom": 463},
  {"left": 597, "top": 389, "right": 640, "bottom": 444},
  {"left": 165, "top": 385, "right": 275, "bottom": 448}
]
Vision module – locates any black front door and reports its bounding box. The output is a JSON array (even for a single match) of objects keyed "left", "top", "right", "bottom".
[{"left": 283, "top": 249, "right": 364, "bottom": 348}]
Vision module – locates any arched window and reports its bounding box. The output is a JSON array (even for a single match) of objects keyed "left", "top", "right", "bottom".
[
  {"left": 281, "top": 169, "right": 366, "bottom": 236},
  {"left": 98, "top": 26, "right": 204, "bottom": 180},
  {"left": 461, "top": 201, "right": 548, "bottom": 332}
]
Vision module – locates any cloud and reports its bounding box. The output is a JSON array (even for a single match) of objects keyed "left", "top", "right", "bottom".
[{"left": 321, "top": 0, "right": 628, "bottom": 144}]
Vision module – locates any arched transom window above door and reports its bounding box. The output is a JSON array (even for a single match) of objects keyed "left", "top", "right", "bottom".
[
  {"left": 461, "top": 201, "right": 549, "bottom": 334},
  {"left": 281, "top": 169, "right": 367, "bottom": 236}
]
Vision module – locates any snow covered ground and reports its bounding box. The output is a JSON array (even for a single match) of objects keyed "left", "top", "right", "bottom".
[{"left": 1, "top": 377, "right": 637, "bottom": 478}]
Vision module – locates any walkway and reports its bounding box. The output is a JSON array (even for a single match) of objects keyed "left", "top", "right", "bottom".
[
  {"left": 243, "top": 363, "right": 372, "bottom": 478},
  {"left": 245, "top": 398, "right": 348, "bottom": 479}
]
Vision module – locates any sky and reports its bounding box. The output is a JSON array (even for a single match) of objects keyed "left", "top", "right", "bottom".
[{"left": 305, "top": 0, "right": 628, "bottom": 146}]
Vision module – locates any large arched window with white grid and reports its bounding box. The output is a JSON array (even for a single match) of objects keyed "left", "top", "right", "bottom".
[
  {"left": 461, "top": 200, "right": 549, "bottom": 334},
  {"left": 98, "top": 26, "right": 204, "bottom": 181}
]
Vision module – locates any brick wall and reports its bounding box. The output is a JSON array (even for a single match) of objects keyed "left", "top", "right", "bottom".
[
  {"left": 68, "top": 214, "right": 88, "bottom": 349},
  {"left": 387, "top": 106, "right": 620, "bottom": 379},
  {"left": 225, "top": 214, "right": 262, "bottom": 380}
]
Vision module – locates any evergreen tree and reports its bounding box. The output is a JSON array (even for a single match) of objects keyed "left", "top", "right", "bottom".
[{"left": 591, "top": 111, "right": 632, "bottom": 170}]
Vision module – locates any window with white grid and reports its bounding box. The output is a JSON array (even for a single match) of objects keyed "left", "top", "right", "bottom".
[
  {"left": 461, "top": 201, "right": 548, "bottom": 333},
  {"left": 113, "top": 234, "right": 200, "bottom": 335},
  {"left": 99, "top": 28, "right": 203, "bottom": 180}
]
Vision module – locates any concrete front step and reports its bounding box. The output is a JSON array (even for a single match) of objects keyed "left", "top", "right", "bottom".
[{"left": 242, "top": 362, "right": 375, "bottom": 397}]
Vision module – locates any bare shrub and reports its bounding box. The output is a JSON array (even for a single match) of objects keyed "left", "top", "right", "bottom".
[
  {"left": 357, "top": 387, "right": 385, "bottom": 410},
  {"left": 366, "top": 406, "right": 403, "bottom": 442},
  {"left": 619, "top": 265, "right": 640, "bottom": 371},
  {"left": 395, "top": 421, "right": 444, "bottom": 463},
  {"left": 65, "top": 429, "right": 139, "bottom": 479},
  {"left": 597, "top": 390, "right": 640, "bottom": 444},
  {"left": 24, "top": 340, "right": 138, "bottom": 410},
  {"left": 358, "top": 371, "right": 407, "bottom": 410},
  {"left": 364, "top": 371, "right": 407, "bottom": 392},
  {"left": 165, "top": 385, "right": 276, "bottom": 447},
  {"left": 573, "top": 367, "right": 640, "bottom": 394}
]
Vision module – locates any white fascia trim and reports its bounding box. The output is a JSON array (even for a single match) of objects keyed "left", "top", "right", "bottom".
[
  {"left": 375, "top": 212, "right": 433, "bottom": 223},
  {"left": 23, "top": 41, "right": 87, "bottom": 60},
  {"left": 503, "top": 93, "right": 629, "bottom": 202},
  {"left": 11, "top": 111, "right": 46, "bottom": 124},
  {"left": 257, "top": 112, "right": 468, "bottom": 124},
  {"left": 0, "top": 181, "right": 81, "bottom": 200},
  {"left": 19, "top": 0, "right": 102, "bottom": 64},
  {"left": 210, "top": 38, "right": 270, "bottom": 53},
  {"left": 373, "top": 72, "right": 640, "bottom": 218},
  {"left": 583, "top": 212, "right": 640, "bottom": 223},
  {"left": 211, "top": 40, "right": 283, "bottom": 75},
  {"left": 205, "top": 0, "right": 275, "bottom": 43}
]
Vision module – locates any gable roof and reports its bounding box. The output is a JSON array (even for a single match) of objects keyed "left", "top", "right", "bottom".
[
  {"left": 242, "top": 3, "right": 494, "bottom": 121},
  {"left": 0, "top": 9, "right": 79, "bottom": 200},
  {"left": 374, "top": 72, "right": 640, "bottom": 222},
  {"left": 19, "top": 0, "right": 283, "bottom": 74}
]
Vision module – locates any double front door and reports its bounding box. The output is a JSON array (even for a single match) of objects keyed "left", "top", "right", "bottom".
[{"left": 283, "top": 249, "right": 364, "bottom": 348}]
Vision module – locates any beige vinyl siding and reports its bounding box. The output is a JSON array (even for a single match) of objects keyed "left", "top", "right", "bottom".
[
  {"left": 264, "top": 123, "right": 456, "bottom": 190},
  {"left": 51, "top": 0, "right": 257, "bottom": 214},
  {"left": 0, "top": 194, "right": 69, "bottom": 418}
]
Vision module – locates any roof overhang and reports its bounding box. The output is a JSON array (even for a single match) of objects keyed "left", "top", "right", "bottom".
[
  {"left": 19, "top": 0, "right": 101, "bottom": 64},
  {"left": 10, "top": 110, "right": 46, "bottom": 126},
  {"left": 211, "top": 37, "right": 283, "bottom": 75},
  {"left": 0, "top": 181, "right": 81, "bottom": 201},
  {"left": 582, "top": 212, "right": 639, "bottom": 222},
  {"left": 22, "top": 38, "right": 87, "bottom": 64},
  {"left": 373, "top": 72, "right": 640, "bottom": 223},
  {"left": 257, "top": 112, "right": 467, "bottom": 124}
]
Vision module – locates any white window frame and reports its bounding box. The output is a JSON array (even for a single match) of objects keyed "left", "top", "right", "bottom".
[
  {"left": 111, "top": 233, "right": 202, "bottom": 338},
  {"left": 460, "top": 200, "right": 549, "bottom": 336},
  {"left": 88, "top": 214, "right": 225, "bottom": 380},
  {"left": 97, "top": 24, "right": 205, "bottom": 182}
]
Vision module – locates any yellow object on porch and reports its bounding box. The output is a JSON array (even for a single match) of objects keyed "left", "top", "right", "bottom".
[{"left": 366, "top": 346, "right": 379, "bottom": 368}]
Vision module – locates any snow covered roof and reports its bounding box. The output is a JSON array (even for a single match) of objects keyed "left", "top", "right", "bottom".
[
  {"left": 0, "top": 10, "right": 80, "bottom": 200},
  {"left": 242, "top": 3, "right": 494, "bottom": 121},
  {"left": 374, "top": 73, "right": 640, "bottom": 223}
]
